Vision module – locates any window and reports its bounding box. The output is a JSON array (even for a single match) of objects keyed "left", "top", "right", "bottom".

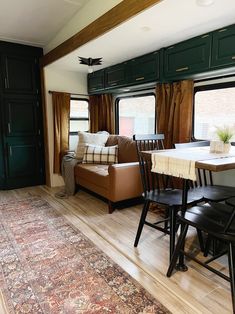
[
  {"left": 194, "top": 82, "right": 235, "bottom": 140},
  {"left": 116, "top": 94, "right": 156, "bottom": 137},
  {"left": 69, "top": 98, "right": 89, "bottom": 150}
]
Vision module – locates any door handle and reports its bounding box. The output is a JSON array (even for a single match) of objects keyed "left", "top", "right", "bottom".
[
  {"left": 9, "top": 146, "right": 12, "bottom": 157},
  {"left": 4, "top": 78, "right": 8, "bottom": 89},
  {"left": 135, "top": 76, "right": 145, "bottom": 81},
  {"left": 176, "top": 66, "right": 189, "bottom": 72},
  {"left": 7, "top": 123, "right": 11, "bottom": 134}
]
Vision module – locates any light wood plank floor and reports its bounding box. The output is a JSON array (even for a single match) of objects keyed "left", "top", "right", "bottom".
[{"left": 0, "top": 186, "right": 232, "bottom": 313}]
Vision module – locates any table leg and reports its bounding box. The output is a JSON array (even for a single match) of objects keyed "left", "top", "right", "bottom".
[{"left": 176, "top": 179, "right": 188, "bottom": 271}]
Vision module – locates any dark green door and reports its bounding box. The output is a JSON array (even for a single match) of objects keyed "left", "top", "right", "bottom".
[
  {"left": 88, "top": 69, "right": 105, "bottom": 94},
  {"left": 105, "top": 63, "right": 127, "bottom": 88},
  {"left": 128, "top": 51, "right": 160, "bottom": 84},
  {"left": 0, "top": 104, "right": 4, "bottom": 188},
  {"left": 2, "top": 54, "right": 38, "bottom": 94},
  {"left": 164, "top": 33, "right": 212, "bottom": 79},
  {"left": 211, "top": 24, "right": 235, "bottom": 68},
  {"left": 3, "top": 97, "right": 44, "bottom": 188}
]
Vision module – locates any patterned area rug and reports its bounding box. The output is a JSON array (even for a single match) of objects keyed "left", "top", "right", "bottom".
[{"left": 0, "top": 197, "right": 171, "bottom": 313}]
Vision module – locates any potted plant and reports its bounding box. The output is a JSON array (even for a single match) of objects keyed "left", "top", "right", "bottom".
[{"left": 215, "top": 126, "right": 234, "bottom": 153}]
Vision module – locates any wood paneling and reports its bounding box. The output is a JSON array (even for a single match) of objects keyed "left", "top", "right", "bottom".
[{"left": 41, "top": 0, "right": 162, "bottom": 67}]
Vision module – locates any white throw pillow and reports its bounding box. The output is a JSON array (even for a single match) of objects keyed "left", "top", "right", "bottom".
[
  {"left": 83, "top": 144, "right": 118, "bottom": 164},
  {"left": 75, "top": 131, "right": 109, "bottom": 161}
]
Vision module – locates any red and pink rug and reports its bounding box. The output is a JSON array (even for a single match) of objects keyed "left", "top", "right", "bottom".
[{"left": 0, "top": 197, "right": 170, "bottom": 313}]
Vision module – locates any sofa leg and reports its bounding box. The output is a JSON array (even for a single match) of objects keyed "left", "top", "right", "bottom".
[{"left": 108, "top": 201, "right": 115, "bottom": 214}]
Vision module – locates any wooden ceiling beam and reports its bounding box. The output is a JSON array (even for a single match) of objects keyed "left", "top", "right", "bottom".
[{"left": 41, "top": 0, "right": 162, "bottom": 67}]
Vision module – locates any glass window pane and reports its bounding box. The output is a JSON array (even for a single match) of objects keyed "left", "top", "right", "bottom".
[
  {"left": 70, "top": 99, "right": 89, "bottom": 118},
  {"left": 70, "top": 120, "right": 89, "bottom": 132},
  {"left": 194, "top": 87, "right": 235, "bottom": 139},
  {"left": 69, "top": 135, "right": 78, "bottom": 151},
  {"left": 118, "top": 95, "right": 155, "bottom": 137}
]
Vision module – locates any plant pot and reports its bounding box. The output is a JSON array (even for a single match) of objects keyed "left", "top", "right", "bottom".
[
  {"left": 223, "top": 143, "right": 231, "bottom": 153},
  {"left": 210, "top": 141, "right": 231, "bottom": 153}
]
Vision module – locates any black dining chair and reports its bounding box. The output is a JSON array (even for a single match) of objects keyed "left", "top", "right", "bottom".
[
  {"left": 133, "top": 134, "right": 204, "bottom": 261},
  {"left": 166, "top": 201, "right": 235, "bottom": 313},
  {"left": 175, "top": 141, "right": 235, "bottom": 255}
]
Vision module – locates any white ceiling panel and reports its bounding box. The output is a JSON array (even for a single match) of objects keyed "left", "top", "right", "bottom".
[
  {"left": 0, "top": 0, "right": 87, "bottom": 46},
  {"left": 48, "top": 0, "right": 235, "bottom": 73}
]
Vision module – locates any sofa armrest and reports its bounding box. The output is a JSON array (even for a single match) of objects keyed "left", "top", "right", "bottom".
[{"left": 108, "top": 162, "right": 143, "bottom": 202}]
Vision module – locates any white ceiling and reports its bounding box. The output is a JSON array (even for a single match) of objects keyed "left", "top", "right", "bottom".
[
  {"left": 0, "top": 0, "right": 87, "bottom": 46},
  {"left": 1, "top": 0, "right": 235, "bottom": 72},
  {"left": 48, "top": 0, "right": 235, "bottom": 73}
]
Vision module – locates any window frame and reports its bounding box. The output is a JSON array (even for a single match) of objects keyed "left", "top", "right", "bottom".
[
  {"left": 69, "top": 97, "right": 89, "bottom": 137},
  {"left": 115, "top": 92, "right": 156, "bottom": 136},
  {"left": 193, "top": 80, "right": 235, "bottom": 140}
]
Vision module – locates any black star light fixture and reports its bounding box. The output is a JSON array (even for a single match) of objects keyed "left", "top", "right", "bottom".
[{"left": 78, "top": 56, "right": 103, "bottom": 73}]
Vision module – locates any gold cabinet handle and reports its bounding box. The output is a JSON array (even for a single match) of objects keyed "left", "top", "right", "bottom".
[
  {"left": 232, "top": 56, "right": 235, "bottom": 60},
  {"left": 219, "top": 28, "right": 227, "bottom": 32},
  {"left": 7, "top": 123, "right": 11, "bottom": 134},
  {"left": 176, "top": 67, "right": 189, "bottom": 72},
  {"left": 135, "top": 77, "right": 145, "bottom": 81}
]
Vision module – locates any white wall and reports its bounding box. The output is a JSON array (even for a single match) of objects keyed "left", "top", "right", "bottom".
[
  {"left": 44, "top": 0, "right": 122, "bottom": 53},
  {"left": 44, "top": 66, "right": 87, "bottom": 187}
]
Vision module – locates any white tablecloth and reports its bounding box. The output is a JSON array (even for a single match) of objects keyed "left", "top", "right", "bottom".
[{"left": 151, "top": 146, "right": 235, "bottom": 180}]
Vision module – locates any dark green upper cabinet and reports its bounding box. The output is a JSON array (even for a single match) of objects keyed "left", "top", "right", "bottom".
[
  {"left": 1, "top": 54, "right": 39, "bottom": 95},
  {"left": 211, "top": 24, "right": 235, "bottom": 68},
  {"left": 88, "top": 69, "right": 105, "bottom": 94},
  {"left": 105, "top": 63, "right": 127, "bottom": 88},
  {"left": 128, "top": 51, "right": 160, "bottom": 84},
  {"left": 163, "top": 33, "right": 212, "bottom": 79}
]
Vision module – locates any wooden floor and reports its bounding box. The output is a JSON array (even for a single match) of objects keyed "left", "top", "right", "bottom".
[{"left": 0, "top": 185, "right": 232, "bottom": 313}]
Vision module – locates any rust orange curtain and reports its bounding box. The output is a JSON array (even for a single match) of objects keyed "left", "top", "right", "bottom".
[
  {"left": 156, "top": 80, "right": 194, "bottom": 148},
  {"left": 52, "top": 92, "right": 70, "bottom": 174},
  {"left": 89, "top": 94, "right": 115, "bottom": 133}
]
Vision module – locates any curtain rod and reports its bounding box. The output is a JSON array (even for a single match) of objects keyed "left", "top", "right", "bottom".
[{"left": 48, "top": 90, "right": 89, "bottom": 97}]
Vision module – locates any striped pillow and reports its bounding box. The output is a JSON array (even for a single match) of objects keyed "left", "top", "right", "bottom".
[{"left": 83, "top": 145, "right": 118, "bottom": 164}]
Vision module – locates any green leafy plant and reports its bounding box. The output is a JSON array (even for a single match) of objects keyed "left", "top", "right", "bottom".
[{"left": 216, "top": 126, "right": 234, "bottom": 143}]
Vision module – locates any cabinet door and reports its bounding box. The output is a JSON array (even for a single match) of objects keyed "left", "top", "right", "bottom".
[
  {"left": 2, "top": 97, "right": 44, "bottom": 188},
  {"left": 5, "top": 139, "right": 41, "bottom": 188},
  {"left": 88, "top": 69, "right": 105, "bottom": 94},
  {"left": 105, "top": 63, "right": 127, "bottom": 88},
  {"left": 0, "top": 118, "right": 4, "bottom": 188},
  {"left": 2, "top": 54, "right": 38, "bottom": 94},
  {"left": 4, "top": 98, "right": 38, "bottom": 137},
  {"left": 164, "top": 34, "right": 212, "bottom": 79},
  {"left": 211, "top": 24, "right": 235, "bottom": 68},
  {"left": 128, "top": 51, "right": 160, "bottom": 84}
]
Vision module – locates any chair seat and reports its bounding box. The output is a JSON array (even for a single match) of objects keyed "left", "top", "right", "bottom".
[
  {"left": 226, "top": 197, "right": 235, "bottom": 207},
  {"left": 181, "top": 202, "right": 235, "bottom": 242},
  {"left": 196, "top": 185, "right": 235, "bottom": 202},
  {"left": 145, "top": 188, "right": 203, "bottom": 206}
]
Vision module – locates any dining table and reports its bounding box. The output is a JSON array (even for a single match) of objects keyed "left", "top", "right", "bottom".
[{"left": 141, "top": 145, "right": 235, "bottom": 269}]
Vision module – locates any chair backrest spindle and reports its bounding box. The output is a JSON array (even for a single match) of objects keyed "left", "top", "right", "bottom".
[{"left": 133, "top": 134, "right": 166, "bottom": 194}]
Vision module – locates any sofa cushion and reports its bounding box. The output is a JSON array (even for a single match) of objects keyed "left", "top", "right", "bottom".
[
  {"left": 75, "top": 164, "right": 109, "bottom": 189},
  {"left": 75, "top": 131, "right": 109, "bottom": 161},
  {"left": 83, "top": 145, "right": 118, "bottom": 164},
  {"left": 117, "top": 136, "right": 138, "bottom": 163},
  {"left": 106, "top": 135, "right": 119, "bottom": 147},
  {"left": 105, "top": 135, "right": 138, "bottom": 163}
]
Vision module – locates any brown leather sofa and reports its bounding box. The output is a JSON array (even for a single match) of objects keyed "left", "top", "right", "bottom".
[{"left": 74, "top": 135, "right": 143, "bottom": 213}]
